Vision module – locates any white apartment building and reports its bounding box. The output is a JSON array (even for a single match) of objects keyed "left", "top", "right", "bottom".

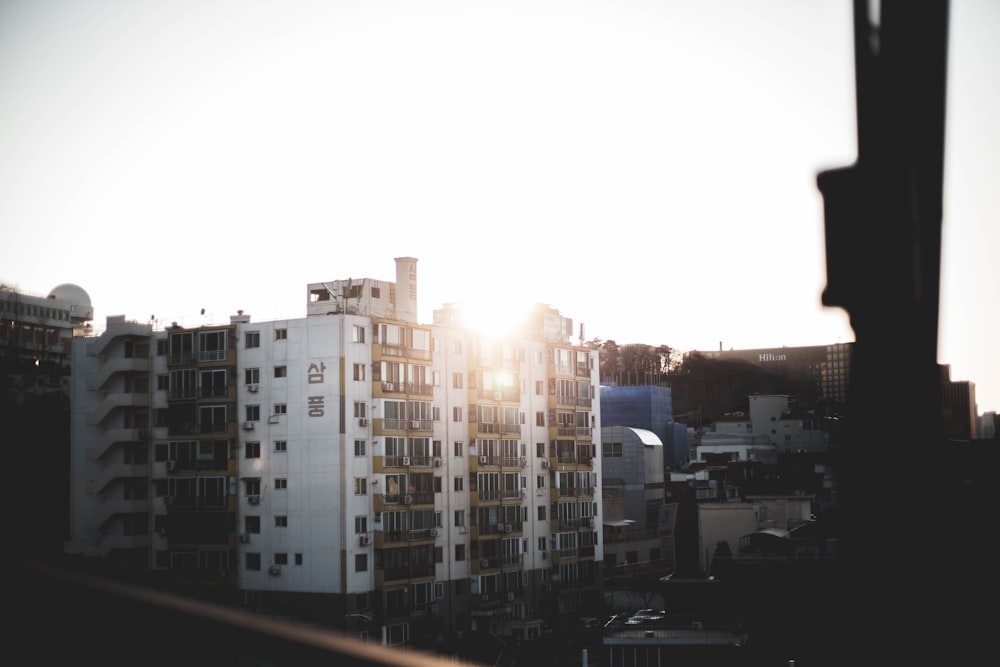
[{"left": 66, "top": 258, "right": 603, "bottom": 648}]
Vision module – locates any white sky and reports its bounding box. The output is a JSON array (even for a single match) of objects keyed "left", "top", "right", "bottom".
[{"left": 1, "top": 0, "right": 997, "bottom": 413}]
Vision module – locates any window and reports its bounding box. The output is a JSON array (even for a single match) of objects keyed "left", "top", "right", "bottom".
[
  {"left": 244, "top": 516, "right": 261, "bottom": 534},
  {"left": 354, "top": 439, "right": 366, "bottom": 456},
  {"left": 295, "top": 553, "right": 303, "bottom": 565},
  {"left": 200, "top": 405, "right": 227, "bottom": 433},
  {"left": 275, "top": 515, "right": 288, "bottom": 527},
  {"left": 245, "top": 478, "right": 261, "bottom": 496},
  {"left": 245, "top": 442, "right": 260, "bottom": 459},
  {"left": 355, "top": 515, "right": 368, "bottom": 534},
  {"left": 454, "top": 510, "right": 465, "bottom": 527},
  {"left": 246, "top": 405, "right": 260, "bottom": 422},
  {"left": 275, "top": 478, "right": 287, "bottom": 489},
  {"left": 245, "top": 332, "right": 260, "bottom": 348},
  {"left": 538, "top": 506, "right": 546, "bottom": 521},
  {"left": 156, "top": 374, "right": 169, "bottom": 390},
  {"left": 354, "top": 478, "right": 367, "bottom": 495},
  {"left": 355, "top": 554, "right": 368, "bottom": 572},
  {"left": 274, "top": 366, "right": 287, "bottom": 378},
  {"left": 353, "top": 402, "right": 367, "bottom": 418},
  {"left": 454, "top": 441, "right": 463, "bottom": 457},
  {"left": 454, "top": 339, "right": 462, "bottom": 354},
  {"left": 537, "top": 475, "right": 545, "bottom": 488},
  {"left": 454, "top": 477, "right": 464, "bottom": 491},
  {"left": 353, "top": 363, "right": 366, "bottom": 381},
  {"left": 199, "top": 330, "right": 227, "bottom": 361},
  {"left": 353, "top": 325, "right": 366, "bottom": 343},
  {"left": 453, "top": 406, "right": 463, "bottom": 422},
  {"left": 537, "top": 443, "right": 545, "bottom": 458},
  {"left": 245, "top": 553, "right": 261, "bottom": 571},
  {"left": 455, "top": 544, "right": 466, "bottom": 561},
  {"left": 275, "top": 553, "right": 288, "bottom": 565},
  {"left": 538, "top": 537, "right": 546, "bottom": 552},
  {"left": 536, "top": 380, "right": 544, "bottom": 395},
  {"left": 274, "top": 403, "right": 287, "bottom": 415},
  {"left": 274, "top": 440, "right": 287, "bottom": 452},
  {"left": 434, "top": 547, "right": 443, "bottom": 563},
  {"left": 453, "top": 373, "right": 463, "bottom": 388},
  {"left": 536, "top": 412, "right": 545, "bottom": 426},
  {"left": 245, "top": 368, "right": 260, "bottom": 385},
  {"left": 275, "top": 328, "right": 287, "bottom": 340},
  {"left": 602, "top": 442, "right": 623, "bottom": 457}
]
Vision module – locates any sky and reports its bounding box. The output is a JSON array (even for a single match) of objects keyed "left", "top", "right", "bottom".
[{"left": 1, "top": 0, "right": 996, "bottom": 413}]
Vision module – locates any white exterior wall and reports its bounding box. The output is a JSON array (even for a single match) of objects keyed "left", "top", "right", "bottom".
[{"left": 236, "top": 315, "right": 367, "bottom": 594}]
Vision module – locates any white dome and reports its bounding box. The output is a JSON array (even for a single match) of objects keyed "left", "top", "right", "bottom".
[{"left": 47, "top": 283, "right": 94, "bottom": 319}]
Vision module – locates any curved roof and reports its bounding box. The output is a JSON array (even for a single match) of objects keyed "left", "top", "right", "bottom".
[{"left": 625, "top": 427, "right": 663, "bottom": 447}]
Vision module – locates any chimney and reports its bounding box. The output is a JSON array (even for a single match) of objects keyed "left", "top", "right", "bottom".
[{"left": 394, "top": 257, "right": 418, "bottom": 323}]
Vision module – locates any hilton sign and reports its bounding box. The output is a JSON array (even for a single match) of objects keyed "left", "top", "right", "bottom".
[{"left": 759, "top": 354, "right": 788, "bottom": 362}]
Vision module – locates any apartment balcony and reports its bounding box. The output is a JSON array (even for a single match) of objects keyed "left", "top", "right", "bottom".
[
  {"left": 471, "top": 490, "right": 500, "bottom": 506},
  {"left": 87, "top": 357, "right": 150, "bottom": 391},
  {"left": 87, "top": 427, "right": 149, "bottom": 461},
  {"left": 375, "top": 562, "right": 435, "bottom": 586},
  {"left": 380, "top": 418, "right": 433, "bottom": 432},
  {"left": 576, "top": 426, "right": 593, "bottom": 440},
  {"left": 378, "top": 492, "right": 434, "bottom": 507},
  {"left": 95, "top": 499, "right": 150, "bottom": 530},
  {"left": 502, "top": 553, "right": 524, "bottom": 568},
  {"left": 379, "top": 455, "right": 433, "bottom": 469},
  {"left": 579, "top": 545, "right": 596, "bottom": 560},
  {"left": 472, "top": 557, "right": 501, "bottom": 574},
  {"left": 552, "top": 517, "right": 581, "bottom": 532},
  {"left": 86, "top": 320, "right": 152, "bottom": 357},
  {"left": 476, "top": 388, "right": 519, "bottom": 402},
  {"left": 375, "top": 344, "right": 433, "bottom": 361},
  {"left": 87, "top": 392, "right": 149, "bottom": 426},
  {"left": 501, "top": 489, "right": 525, "bottom": 504},
  {"left": 575, "top": 362, "right": 591, "bottom": 378}
]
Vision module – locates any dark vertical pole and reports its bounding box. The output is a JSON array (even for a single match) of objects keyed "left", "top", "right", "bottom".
[{"left": 818, "top": 0, "right": 951, "bottom": 663}]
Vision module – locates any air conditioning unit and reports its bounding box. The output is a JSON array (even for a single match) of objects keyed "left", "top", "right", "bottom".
[
  {"left": 481, "top": 593, "right": 490, "bottom": 601},
  {"left": 505, "top": 524, "right": 513, "bottom": 533},
  {"left": 247, "top": 384, "right": 259, "bottom": 393},
  {"left": 521, "top": 456, "right": 527, "bottom": 467},
  {"left": 269, "top": 565, "right": 281, "bottom": 576},
  {"left": 430, "top": 604, "right": 439, "bottom": 615},
  {"left": 239, "top": 533, "right": 250, "bottom": 543},
  {"left": 359, "top": 418, "right": 369, "bottom": 427},
  {"left": 506, "top": 592, "right": 515, "bottom": 602},
  {"left": 587, "top": 518, "right": 595, "bottom": 527},
  {"left": 536, "top": 488, "right": 544, "bottom": 496},
  {"left": 156, "top": 527, "right": 167, "bottom": 537},
  {"left": 430, "top": 528, "right": 440, "bottom": 537},
  {"left": 360, "top": 534, "right": 371, "bottom": 546},
  {"left": 480, "top": 559, "right": 490, "bottom": 569},
  {"left": 403, "top": 494, "right": 414, "bottom": 505},
  {"left": 165, "top": 460, "right": 176, "bottom": 471},
  {"left": 541, "top": 460, "right": 549, "bottom": 468},
  {"left": 268, "top": 415, "right": 280, "bottom": 424},
  {"left": 493, "top": 392, "right": 503, "bottom": 401},
  {"left": 402, "top": 456, "right": 411, "bottom": 466},
  {"left": 242, "top": 421, "right": 255, "bottom": 430},
  {"left": 248, "top": 495, "right": 260, "bottom": 505},
  {"left": 433, "top": 458, "right": 443, "bottom": 467},
  {"left": 479, "top": 455, "right": 488, "bottom": 464},
  {"left": 541, "top": 551, "right": 548, "bottom": 560},
  {"left": 410, "top": 420, "right": 421, "bottom": 429},
  {"left": 384, "top": 382, "right": 395, "bottom": 391},
  {"left": 163, "top": 496, "right": 174, "bottom": 506},
  {"left": 138, "top": 430, "right": 151, "bottom": 440}
]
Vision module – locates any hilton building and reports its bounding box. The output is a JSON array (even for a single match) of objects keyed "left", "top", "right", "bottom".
[{"left": 695, "top": 343, "right": 854, "bottom": 410}]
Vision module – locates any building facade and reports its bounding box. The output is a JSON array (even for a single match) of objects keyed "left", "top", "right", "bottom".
[{"left": 65, "top": 258, "right": 603, "bottom": 648}]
